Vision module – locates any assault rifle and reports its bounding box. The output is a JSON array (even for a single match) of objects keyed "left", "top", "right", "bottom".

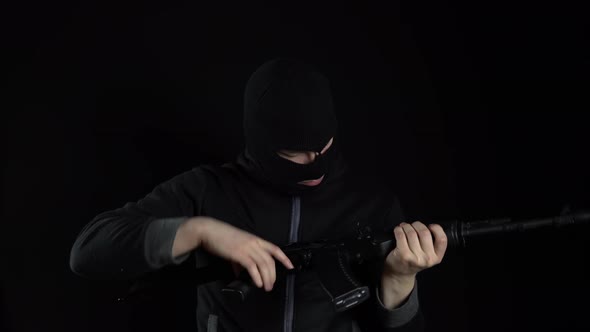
[{"left": 118, "top": 210, "right": 590, "bottom": 312}]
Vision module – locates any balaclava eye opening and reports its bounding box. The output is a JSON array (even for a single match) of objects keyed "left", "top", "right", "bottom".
[{"left": 242, "top": 57, "right": 338, "bottom": 195}]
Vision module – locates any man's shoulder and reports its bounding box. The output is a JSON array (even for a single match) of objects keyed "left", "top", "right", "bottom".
[
  {"left": 187, "top": 162, "right": 251, "bottom": 187},
  {"left": 151, "top": 164, "right": 242, "bottom": 197}
]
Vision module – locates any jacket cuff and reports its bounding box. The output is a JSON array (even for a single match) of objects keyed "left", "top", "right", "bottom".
[
  {"left": 144, "top": 217, "right": 192, "bottom": 269},
  {"left": 374, "top": 280, "right": 420, "bottom": 328}
]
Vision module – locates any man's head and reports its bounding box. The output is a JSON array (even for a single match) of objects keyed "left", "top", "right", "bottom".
[{"left": 242, "top": 58, "right": 338, "bottom": 193}]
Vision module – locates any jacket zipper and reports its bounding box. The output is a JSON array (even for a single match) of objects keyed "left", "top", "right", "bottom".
[{"left": 284, "top": 196, "right": 301, "bottom": 332}]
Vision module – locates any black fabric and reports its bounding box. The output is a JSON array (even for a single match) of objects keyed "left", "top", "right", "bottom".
[
  {"left": 70, "top": 160, "right": 423, "bottom": 331},
  {"left": 243, "top": 58, "right": 339, "bottom": 195}
]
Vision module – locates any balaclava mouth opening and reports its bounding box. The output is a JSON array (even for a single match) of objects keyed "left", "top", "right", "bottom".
[{"left": 241, "top": 57, "right": 339, "bottom": 195}]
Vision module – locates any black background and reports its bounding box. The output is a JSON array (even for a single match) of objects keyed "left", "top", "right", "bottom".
[{"left": 3, "top": 1, "right": 589, "bottom": 331}]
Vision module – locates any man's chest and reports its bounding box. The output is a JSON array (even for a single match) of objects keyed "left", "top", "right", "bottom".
[{"left": 200, "top": 182, "right": 392, "bottom": 247}]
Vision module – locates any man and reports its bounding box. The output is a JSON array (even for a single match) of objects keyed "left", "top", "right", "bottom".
[{"left": 70, "top": 58, "right": 447, "bottom": 331}]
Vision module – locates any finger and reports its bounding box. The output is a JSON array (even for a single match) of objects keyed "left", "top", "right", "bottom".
[
  {"left": 393, "top": 225, "right": 409, "bottom": 253},
  {"left": 249, "top": 250, "right": 273, "bottom": 291},
  {"left": 411, "top": 221, "right": 436, "bottom": 257},
  {"left": 400, "top": 222, "right": 426, "bottom": 259},
  {"left": 428, "top": 224, "right": 448, "bottom": 261},
  {"left": 260, "top": 241, "right": 295, "bottom": 270},
  {"left": 241, "top": 257, "right": 263, "bottom": 288},
  {"left": 253, "top": 246, "right": 276, "bottom": 290}
]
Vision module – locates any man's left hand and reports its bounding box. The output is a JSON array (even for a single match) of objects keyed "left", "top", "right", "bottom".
[
  {"left": 383, "top": 221, "right": 448, "bottom": 280},
  {"left": 378, "top": 221, "right": 447, "bottom": 310}
]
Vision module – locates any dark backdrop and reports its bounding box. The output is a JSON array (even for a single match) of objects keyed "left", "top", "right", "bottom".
[{"left": 3, "top": 1, "right": 589, "bottom": 331}]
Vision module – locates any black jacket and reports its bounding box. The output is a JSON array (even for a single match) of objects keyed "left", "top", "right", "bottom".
[{"left": 70, "top": 152, "right": 424, "bottom": 332}]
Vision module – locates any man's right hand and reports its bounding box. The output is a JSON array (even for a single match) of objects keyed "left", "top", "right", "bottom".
[{"left": 192, "top": 217, "right": 294, "bottom": 292}]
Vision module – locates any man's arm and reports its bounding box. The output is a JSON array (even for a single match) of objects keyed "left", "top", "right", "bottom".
[
  {"left": 380, "top": 274, "right": 416, "bottom": 311},
  {"left": 362, "top": 190, "right": 448, "bottom": 331},
  {"left": 355, "top": 279, "right": 424, "bottom": 332},
  {"left": 374, "top": 276, "right": 424, "bottom": 331},
  {"left": 69, "top": 168, "right": 208, "bottom": 280},
  {"left": 355, "top": 195, "right": 426, "bottom": 331},
  {"left": 171, "top": 216, "right": 208, "bottom": 259}
]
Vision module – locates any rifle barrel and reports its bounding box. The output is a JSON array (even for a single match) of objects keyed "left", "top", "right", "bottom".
[{"left": 446, "top": 211, "right": 590, "bottom": 248}]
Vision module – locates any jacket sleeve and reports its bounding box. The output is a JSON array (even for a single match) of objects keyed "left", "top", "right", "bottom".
[
  {"left": 355, "top": 195, "right": 425, "bottom": 331},
  {"left": 355, "top": 279, "right": 424, "bottom": 332},
  {"left": 372, "top": 280, "right": 425, "bottom": 331},
  {"left": 69, "top": 168, "right": 208, "bottom": 280}
]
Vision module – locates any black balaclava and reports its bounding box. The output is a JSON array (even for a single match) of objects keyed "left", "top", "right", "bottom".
[{"left": 239, "top": 57, "right": 339, "bottom": 195}]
